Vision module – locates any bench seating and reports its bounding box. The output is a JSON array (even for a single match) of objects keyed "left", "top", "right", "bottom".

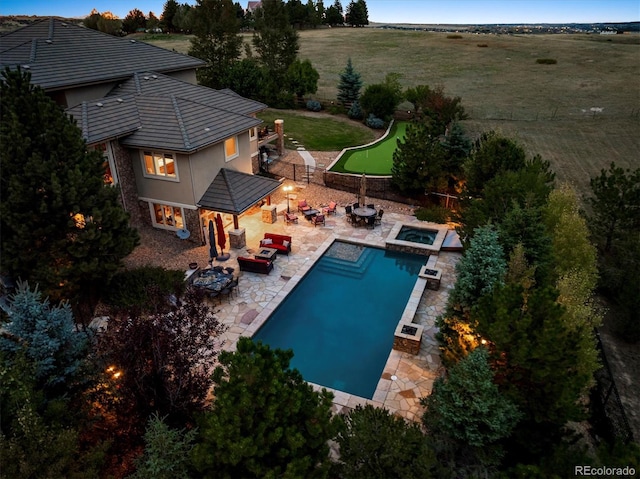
[
  {"left": 259, "top": 233, "right": 292, "bottom": 255},
  {"left": 237, "top": 256, "right": 273, "bottom": 274}
]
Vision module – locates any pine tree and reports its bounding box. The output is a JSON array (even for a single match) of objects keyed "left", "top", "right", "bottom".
[
  {"left": 0, "top": 68, "right": 139, "bottom": 317},
  {"left": 337, "top": 57, "right": 362, "bottom": 106},
  {"left": 189, "top": 0, "right": 244, "bottom": 89},
  {"left": 192, "top": 338, "right": 338, "bottom": 478}
]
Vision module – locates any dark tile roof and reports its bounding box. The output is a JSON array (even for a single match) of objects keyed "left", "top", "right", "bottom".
[
  {"left": 66, "top": 72, "right": 265, "bottom": 151},
  {"left": 0, "top": 18, "right": 205, "bottom": 91},
  {"left": 198, "top": 169, "right": 282, "bottom": 215}
]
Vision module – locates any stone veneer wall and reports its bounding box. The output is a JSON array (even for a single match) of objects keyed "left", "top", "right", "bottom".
[
  {"left": 323, "top": 171, "right": 410, "bottom": 204},
  {"left": 110, "top": 142, "right": 144, "bottom": 227}
]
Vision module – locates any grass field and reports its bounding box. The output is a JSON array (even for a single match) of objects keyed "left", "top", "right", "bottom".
[
  {"left": 336, "top": 121, "right": 408, "bottom": 175},
  {"left": 144, "top": 28, "right": 640, "bottom": 199}
]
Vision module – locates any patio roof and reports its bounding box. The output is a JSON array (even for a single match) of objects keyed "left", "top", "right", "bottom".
[{"left": 198, "top": 168, "right": 282, "bottom": 215}]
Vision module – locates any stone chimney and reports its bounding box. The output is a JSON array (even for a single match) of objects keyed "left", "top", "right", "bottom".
[{"left": 274, "top": 119, "right": 284, "bottom": 156}]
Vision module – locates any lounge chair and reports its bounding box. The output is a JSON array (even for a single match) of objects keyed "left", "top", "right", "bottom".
[
  {"left": 284, "top": 211, "right": 298, "bottom": 224},
  {"left": 323, "top": 201, "right": 337, "bottom": 215},
  {"left": 312, "top": 214, "right": 325, "bottom": 227},
  {"left": 297, "top": 199, "right": 311, "bottom": 213}
]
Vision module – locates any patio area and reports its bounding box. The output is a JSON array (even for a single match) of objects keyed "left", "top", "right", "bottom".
[{"left": 123, "top": 185, "right": 461, "bottom": 421}]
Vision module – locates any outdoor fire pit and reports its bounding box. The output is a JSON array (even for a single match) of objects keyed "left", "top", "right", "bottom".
[{"left": 393, "top": 322, "right": 424, "bottom": 355}]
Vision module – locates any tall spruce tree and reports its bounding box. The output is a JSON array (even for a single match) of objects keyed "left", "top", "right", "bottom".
[
  {"left": 253, "top": 0, "right": 300, "bottom": 105},
  {"left": 189, "top": 0, "right": 244, "bottom": 89},
  {"left": 192, "top": 338, "right": 338, "bottom": 478},
  {"left": 337, "top": 57, "right": 362, "bottom": 106},
  {"left": 0, "top": 68, "right": 139, "bottom": 318}
]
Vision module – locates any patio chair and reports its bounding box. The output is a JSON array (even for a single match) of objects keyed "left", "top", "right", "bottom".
[
  {"left": 366, "top": 203, "right": 375, "bottom": 209},
  {"left": 365, "top": 216, "right": 376, "bottom": 229},
  {"left": 375, "top": 209, "right": 384, "bottom": 225},
  {"left": 353, "top": 202, "right": 360, "bottom": 210},
  {"left": 345, "top": 205, "right": 353, "bottom": 222},
  {"left": 351, "top": 213, "right": 362, "bottom": 227},
  {"left": 297, "top": 199, "right": 312, "bottom": 213},
  {"left": 323, "top": 201, "right": 337, "bottom": 215},
  {"left": 284, "top": 211, "right": 298, "bottom": 224},
  {"left": 312, "top": 214, "right": 325, "bottom": 227}
]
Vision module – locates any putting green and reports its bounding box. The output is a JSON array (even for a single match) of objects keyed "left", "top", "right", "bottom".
[{"left": 340, "top": 121, "right": 408, "bottom": 175}]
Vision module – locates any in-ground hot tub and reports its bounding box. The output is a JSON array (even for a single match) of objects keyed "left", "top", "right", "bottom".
[{"left": 385, "top": 222, "right": 448, "bottom": 256}]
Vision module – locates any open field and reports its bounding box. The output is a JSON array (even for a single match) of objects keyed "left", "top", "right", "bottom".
[{"left": 145, "top": 28, "right": 639, "bottom": 199}]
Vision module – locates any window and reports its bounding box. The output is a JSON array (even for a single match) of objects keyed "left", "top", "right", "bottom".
[
  {"left": 249, "top": 127, "right": 257, "bottom": 141},
  {"left": 143, "top": 151, "right": 177, "bottom": 179},
  {"left": 224, "top": 137, "right": 238, "bottom": 162},
  {"left": 151, "top": 203, "right": 184, "bottom": 229},
  {"left": 93, "top": 142, "right": 117, "bottom": 185}
]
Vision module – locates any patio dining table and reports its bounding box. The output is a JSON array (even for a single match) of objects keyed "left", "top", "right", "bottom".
[
  {"left": 353, "top": 207, "right": 377, "bottom": 218},
  {"left": 191, "top": 268, "right": 232, "bottom": 292}
]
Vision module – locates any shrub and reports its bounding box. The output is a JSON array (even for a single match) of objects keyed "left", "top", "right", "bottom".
[
  {"left": 347, "top": 100, "right": 363, "bottom": 120},
  {"left": 365, "top": 114, "right": 385, "bottom": 129},
  {"left": 104, "top": 266, "right": 186, "bottom": 311},
  {"left": 306, "top": 99, "right": 322, "bottom": 112},
  {"left": 415, "top": 205, "right": 451, "bottom": 223},
  {"left": 447, "top": 34, "right": 463, "bottom": 39},
  {"left": 328, "top": 104, "right": 347, "bottom": 115},
  {"left": 536, "top": 58, "right": 557, "bottom": 64}
]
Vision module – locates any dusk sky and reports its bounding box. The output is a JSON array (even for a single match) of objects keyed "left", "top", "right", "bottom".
[{"left": 1, "top": 0, "right": 638, "bottom": 24}]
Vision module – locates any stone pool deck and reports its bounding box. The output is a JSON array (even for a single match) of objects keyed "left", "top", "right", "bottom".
[{"left": 132, "top": 198, "right": 461, "bottom": 421}]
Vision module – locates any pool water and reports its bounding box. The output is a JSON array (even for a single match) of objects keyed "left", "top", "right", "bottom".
[
  {"left": 253, "top": 241, "right": 425, "bottom": 399},
  {"left": 396, "top": 226, "right": 438, "bottom": 245}
]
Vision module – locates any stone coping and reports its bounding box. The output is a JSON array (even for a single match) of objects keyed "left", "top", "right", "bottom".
[{"left": 385, "top": 221, "right": 449, "bottom": 255}]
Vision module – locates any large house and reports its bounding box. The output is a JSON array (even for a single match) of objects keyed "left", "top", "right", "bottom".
[{"left": 0, "top": 18, "right": 283, "bottom": 245}]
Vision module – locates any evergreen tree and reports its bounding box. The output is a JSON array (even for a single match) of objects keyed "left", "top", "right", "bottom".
[
  {"left": 252, "top": 0, "right": 300, "bottom": 105},
  {"left": 0, "top": 68, "right": 139, "bottom": 317},
  {"left": 192, "top": 338, "right": 338, "bottom": 479},
  {"left": 0, "top": 282, "right": 91, "bottom": 397},
  {"left": 325, "top": 0, "right": 344, "bottom": 25},
  {"left": 130, "top": 413, "right": 197, "bottom": 479},
  {"left": 586, "top": 162, "right": 640, "bottom": 253},
  {"left": 421, "top": 348, "right": 521, "bottom": 471},
  {"left": 345, "top": 0, "right": 368, "bottom": 27},
  {"left": 336, "top": 404, "right": 436, "bottom": 479},
  {"left": 337, "top": 57, "right": 362, "bottom": 106},
  {"left": 189, "top": 0, "right": 244, "bottom": 90},
  {"left": 161, "top": 0, "right": 180, "bottom": 32}
]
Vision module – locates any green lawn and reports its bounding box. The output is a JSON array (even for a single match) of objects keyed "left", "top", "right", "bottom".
[
  {"left": 256, "top": 110, "right": 375, "bottom": 151},
  {"left": 332, "top": 122, "right": 408, "bottom": 175}
]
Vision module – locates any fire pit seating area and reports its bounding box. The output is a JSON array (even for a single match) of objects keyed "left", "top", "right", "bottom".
[
  {"left": 259, "top": 233, "right": 292, "bottom": 255},
  {"left": 237, "top": 256, "right": 274, "bottom": 274}
]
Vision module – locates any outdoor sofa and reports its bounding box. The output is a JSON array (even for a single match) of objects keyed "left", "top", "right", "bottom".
[
  {"left": 237, "top": 256, "right": 273, "bottom": 274},
  {"left": 259, "top": 233, "right": 292, "bottom": 255}
]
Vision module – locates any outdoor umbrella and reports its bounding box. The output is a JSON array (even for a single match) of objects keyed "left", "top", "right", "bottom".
[
  {"left": 208, "top": 219, "right": 218, "bottom": 262},
  {"left": 359, "top": 173, "right": 367, "bottom": 207},
  {"left": 216, "top": 213, "right": 230, "bottom": 261}
]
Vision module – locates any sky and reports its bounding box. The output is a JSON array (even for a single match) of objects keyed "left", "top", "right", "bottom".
[{"left": 1, "top": 0, "right": 638, "bottom": 24}]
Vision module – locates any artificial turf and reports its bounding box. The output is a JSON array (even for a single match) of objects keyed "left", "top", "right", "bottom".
[{"left": 335, "top": 122, "right": 408, "bottom": 175}]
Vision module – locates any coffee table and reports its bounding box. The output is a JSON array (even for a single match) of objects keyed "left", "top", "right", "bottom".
[
  {"left": 303, "top": 209, "right": 319, "bottom": 220},
  {"left": 254, "top": 247, "right": 278, "bottom": 262}
]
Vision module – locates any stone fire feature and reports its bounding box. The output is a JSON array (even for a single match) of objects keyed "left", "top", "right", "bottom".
[
  {"left": 393, "top": 322, "right": 424, "bottom": 355},
  {"left": 419, "top": 265, "right": 442, "bottom": 290},
  {"left": 261, "top": 204, "right": 277, "bottom": 223}
]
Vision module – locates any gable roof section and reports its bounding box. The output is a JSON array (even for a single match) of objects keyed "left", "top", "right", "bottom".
[
  {"left": 66, "top": 95, "right": 141, "bottom": 144},
  {"left": 0, "top": 18, "right": 205, "bottom": 91},
  {"left": 198, "top": 168, "right": 282, "bottom": 215}
]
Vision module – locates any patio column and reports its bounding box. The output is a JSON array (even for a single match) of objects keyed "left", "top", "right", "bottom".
[{"left": 275, "top": 119, "right": 284, "bottom": 156}]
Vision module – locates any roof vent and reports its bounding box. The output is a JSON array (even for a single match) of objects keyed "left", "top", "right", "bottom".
[
  {"left": 45, "top": 39, "right": 52, "bottom": 44},
  {"left": 117, "top": 98, "right": 124, "bottom": 103},
  {"left": 96, "top": 102, "right": 103, "bottom": 107},
  {"left": 143, "top": 76, "right": 150, "bottom": 80},
  {"left": 152, "top": 75, "right": 158, "bottom": 79},
  {"left": 22, "top": 65, "right": 30, "bottom": 69},
  {"left": 204, "top": 127, "right": 211, "bottom": 132},
  {"left": 130, "top": 39, "right": 136, "bottom": 43}
]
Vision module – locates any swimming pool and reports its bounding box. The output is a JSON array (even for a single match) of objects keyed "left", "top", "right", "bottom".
[{"left": 252, "top": 241, "right": 425, "bottom": 399}]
